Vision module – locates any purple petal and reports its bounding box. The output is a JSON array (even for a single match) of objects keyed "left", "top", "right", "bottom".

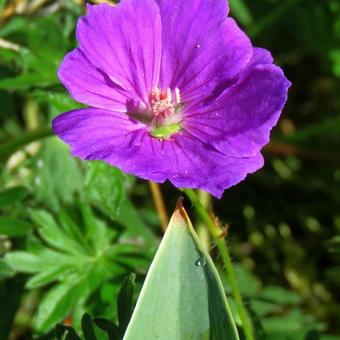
[
  {"left": 58, "top": 49, "right": 134, "bottom": 112},
  {"left": 183, "top": 63, "right": 291, "bottom": 157},
  {"left": 166, "top": 133, "right": 264, "bottom": 198},
  {"left": 52, "top": 108, "right": 146, "bottom": 159},
  {"left": 246, "top": 47, "right": 274, "bottom": 69},
  {"left": 156, "top": 0, "right": 252, "bottom": 102},
  {"left": 53, "top": 108, "right": 263, "bottom": 198},
  {"left": 72, "top": 0, "right": 162, "bottom": 105}
]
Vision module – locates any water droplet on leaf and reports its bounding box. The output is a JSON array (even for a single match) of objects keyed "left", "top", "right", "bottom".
[{"left": 195, "top": 257, "right": 207, "bottom": 267}]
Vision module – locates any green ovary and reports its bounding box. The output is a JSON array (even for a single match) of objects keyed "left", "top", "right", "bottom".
[{"left": 150, "top": 122, "right": 182, "bottom": 139}]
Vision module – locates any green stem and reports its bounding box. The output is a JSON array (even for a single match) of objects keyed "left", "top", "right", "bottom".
[
  {"left": 183, "top": 188, "right": 254, "bottom": 340},
  {"left": 196, "top": 190, "right": 211, "bottom": 251},
  {"left": 0, "top": 126, "right": 53, "bottom": 158}
]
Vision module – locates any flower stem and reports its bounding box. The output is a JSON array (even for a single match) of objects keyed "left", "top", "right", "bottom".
[
  {"left": 182, "top": 188, "right": 254, "bottom": 340},
  {"left": 196, "top": 190, "right": 211, "bottom": 251},
  {"left": 148, "top": 181, "right": 169, "bottom": 232}
]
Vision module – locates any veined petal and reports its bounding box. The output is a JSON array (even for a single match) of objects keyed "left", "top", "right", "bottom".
[
  {"left": 52, "top": 109, "right": 263, "bottom": 198},
  {"left": 166, "top": 133, "right": 264, "bottom": 198},
  {"left": 54, "top": 0, "right": 291, "bottom": 197},
  {"left": 74, "top": 0, "right": 162, "bottom": 105},
  {"left": 246, "top": 47, "right": 274, "bottom": 69},
  {"left": 58, "top": 49, "right": 135, "bottom": 112},
  {"left": 183, "top": 63, "right": 291, "bottom": 157},
  {"left": 156, "top": 0, "right": 252, "bottom": 103},
  {"left": 52, "top": 108, "right": 146, "bottom": 160}
]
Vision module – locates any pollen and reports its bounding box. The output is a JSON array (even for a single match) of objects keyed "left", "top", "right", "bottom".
[
  {"left": 148, "top": 87, "right": 183, "bottom": 139},
  {"left": 149, "top": 87, "right": 182, "bottom": 128}
]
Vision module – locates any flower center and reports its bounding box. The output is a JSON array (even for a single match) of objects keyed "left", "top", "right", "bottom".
[{"left": 148, "top": 87, "right": 182, "bottom": 139}]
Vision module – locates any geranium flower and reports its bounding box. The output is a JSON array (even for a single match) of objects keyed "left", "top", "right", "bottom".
[{"left": 52, "top": 0, "right": 290, "bottom": 198}]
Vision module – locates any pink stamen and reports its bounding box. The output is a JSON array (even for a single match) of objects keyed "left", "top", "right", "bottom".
[{"left": 149, "top": 87, "right": 182, "bottom": 127}]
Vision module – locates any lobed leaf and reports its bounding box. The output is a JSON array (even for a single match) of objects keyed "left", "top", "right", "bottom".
[
  {"left": 84, "top": 161, "right": 128, "bottom": 219},
  {"left": 33, "top": 281, "right": 82, "bottom": 333}
]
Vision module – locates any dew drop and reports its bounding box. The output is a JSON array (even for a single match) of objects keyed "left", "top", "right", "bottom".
[
  {"left": 195, "top": 257, "right": 207, "bottom": 267},
  {"left": 195, "top": 44, "right": 200, "bottom": 49}
]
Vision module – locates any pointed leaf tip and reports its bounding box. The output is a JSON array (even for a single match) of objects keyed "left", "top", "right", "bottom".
[{"left": 123, "top": 203, "right": 239, "bottom": 340}]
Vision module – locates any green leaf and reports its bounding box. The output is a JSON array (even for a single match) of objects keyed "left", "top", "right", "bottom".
[
  {"left": 229, "top": 0, "right": 253, "bottom": 27},
  {"left": 320, "top": 335, "right": 340, "bottom": 340},
  {"left": 58, "top": 211, "right": 92, "bottom": 254},
  {"left": 34, "top": 281, "right": 80, "bottom": 333},
  {"left": 33, "top": 91, "right": 85, "bottom": 117},
  {"left": 30, "top": 209, "right": 86, "bottom": 256},
  {"left": 221, "top": 264, "right": 261, "bottom": 297},
  {"left": 0, "top": 217, "right": 31, "bottom": 237},
  {"left": 26, "top": 265, "right": 72, "bottom": 289},
  {"left": 116, "top": 198, "right": 157, "bottom": 249},
  {"left": 79, "top": 202, "right": 111, "bottom": 253},
  {"left": 117, "top": 274, "right": 136, "bottom": 335},
  {"left": 81, "top": 313, "right": 97, "bottom": 340},
  {"left": 0, "top": 73, "right": 58, "bottom": 90},
  {"left": 0, "top": 186, "right": 28, "bottom": 208},
  {"left": 5, "top": 251, "right": 48, "bottom": 273},
  {"left": 123, "top": 202, "right": 239, "bottom": 340},
  {"left": 33, "top": 138, "right": 83, "bottom": 211},
  {"left": 84, "top": 161, "right": 128, "bottom": 218},
  {"left": 93, "top": 318, "right": 118, "bottom": 340},
  {"left": 55, "top": 324, "right": 81, "bottom": 340},
  {"left": 327, "top": 235, "right": 340, "bottom": 253},
  {"left": 0, "top": 259, "right": 15, "bottom": 280},
  {"left": 262, "top": 308, "right": 316, "bottom": 336},
  {"left": 259, "top": 285, "right": 302, "bottom": 305}
]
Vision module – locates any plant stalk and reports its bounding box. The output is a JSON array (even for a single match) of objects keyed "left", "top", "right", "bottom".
[
  {"left": 183, "top": 188, "right": 254, "bottom": 340},
  {"left": 148, "top": 181, "right": 169, "bottom": 232}
]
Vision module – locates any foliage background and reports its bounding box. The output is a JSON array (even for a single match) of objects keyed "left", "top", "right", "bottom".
[{"left": 0, "top": 0, "right": 339, "bottom": 339}]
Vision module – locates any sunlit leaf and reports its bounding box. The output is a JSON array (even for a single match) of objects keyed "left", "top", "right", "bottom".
[
  {"left": 34, "top": 281, "right": 81, "bottom": 333},
  {"left": 30, "top": 210, "right": 86, "bottom": 255},
  {"left": 0, "top": 217, "right": 31, "bottom": 237},
  {"left": 84, "top": 161, "right": 129, "bottom": 218},
  {"left": 123, "top": 202, "right": 239, "bottom": 340},
  {"left": 33, "top": 138, "right": 83, "bottom": 211}
]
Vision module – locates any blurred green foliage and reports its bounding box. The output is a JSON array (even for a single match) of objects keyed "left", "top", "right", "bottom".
[{"left": 0, "top": 0, "right": 339, "bottom": 339}]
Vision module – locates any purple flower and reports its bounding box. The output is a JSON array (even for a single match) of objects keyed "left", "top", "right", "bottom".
[{"left": 52, "top": 0, "right": 290, "bottom": 198}]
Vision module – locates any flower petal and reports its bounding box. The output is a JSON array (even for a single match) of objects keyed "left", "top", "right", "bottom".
[
  {"left": 246, "top": 47, "right": 273, "bottom": 68},
  {"left": 73, "top": 0, "right": 162, "bottom": 105},
  {"left": 166, "top": 133, "right": 264, "bottom": 198},
  {"left": 53, "top": 109, "right": 263, "bottom": 198},
  {"left": 156, "top": 0, "right": 252, "bottom": 102},
  {"left": 52, "top": 108, "right": 146, "bottom": 160},
  {"left": 183, "top": 63, "right": 291, "bottom": 157},
  {"left": 58, "top": 48, "right": 133, "bottom": 112}
]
